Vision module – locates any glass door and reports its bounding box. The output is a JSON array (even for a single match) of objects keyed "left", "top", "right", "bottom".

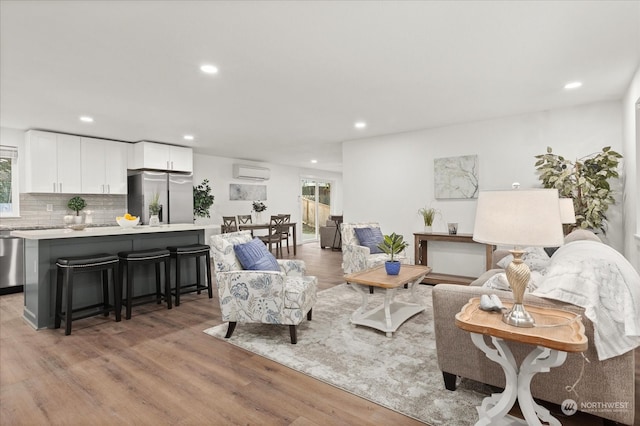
[{"left": 301, "top": 179, "right": 331, "bottom": 242}]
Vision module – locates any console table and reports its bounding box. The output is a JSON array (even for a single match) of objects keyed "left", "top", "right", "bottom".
[{"left": 414, "top": 232, "right": 494, "bottom": 285}]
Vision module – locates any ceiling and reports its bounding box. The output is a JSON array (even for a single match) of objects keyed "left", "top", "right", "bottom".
[{"left": 1, "top": 1, "right": 639, "bottom": 173}]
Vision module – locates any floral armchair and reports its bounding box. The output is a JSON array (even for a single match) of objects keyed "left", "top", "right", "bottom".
[
  {"left": 340, "top": 222, "right": 409, "bottom": 275},
  {"left": 209, "top": 231, "right": 318, "bottom": 344}
]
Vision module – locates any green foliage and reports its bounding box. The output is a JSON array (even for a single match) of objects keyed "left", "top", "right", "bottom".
[
  {"left": 67, "top": 196, "right": 86, "bottom": 215},
  {"left": 534, "top": 146, "right": 622, "bottom": 233},
  {"left": 252, "top": 200, "right": 267, "bottom": 213},
  {"left": 0, "top": 158, "right": 12, "bottom": 204},
  {"left": 149, "top": 192, "right": 161, "bottom": 215},
  {"left": 418, "top": 206, "right": 439, "bottom": 226},
  {"left": 377, "top": 232, "right": 409, "bottom": 262},
  {"left": 193, "top": 179, "right": 215, "bottom": 218}
]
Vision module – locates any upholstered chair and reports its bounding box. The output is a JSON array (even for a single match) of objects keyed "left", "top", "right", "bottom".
[
  {"left": 209, "top": 231, "right": 318, "bottom": 344},
  {"left": 340, "top": 222, "right": 409, "bottom": 275}
]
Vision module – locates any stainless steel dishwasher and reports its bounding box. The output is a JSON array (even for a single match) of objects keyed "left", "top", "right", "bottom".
[{"left": 0, "top": 230, "right": 25, "bottom": 295}]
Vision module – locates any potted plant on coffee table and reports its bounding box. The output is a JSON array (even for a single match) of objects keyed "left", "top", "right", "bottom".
[{"left": 377, "top": 232, "right": 409, "bottom": 275}]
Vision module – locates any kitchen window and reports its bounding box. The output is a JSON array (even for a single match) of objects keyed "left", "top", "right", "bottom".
[{"left": 0, "top": 146, "right": 19, "bottom": 217}]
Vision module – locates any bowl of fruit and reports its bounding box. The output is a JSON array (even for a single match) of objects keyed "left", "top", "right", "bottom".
[{"left": 116, "top": 213, "right": 140, "bottom": 228}]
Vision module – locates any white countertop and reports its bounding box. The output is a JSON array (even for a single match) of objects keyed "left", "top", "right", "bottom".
[{"left": 10, "top": 224, "right": 207, "bottom": 240}]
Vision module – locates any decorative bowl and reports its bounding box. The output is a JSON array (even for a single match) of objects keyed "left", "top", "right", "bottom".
[
  {"left": 67, "top": 224, "right": 87, "bottom": 231},
  {"left": 116, "top": 217, "right": 140, "bottom": 228}
]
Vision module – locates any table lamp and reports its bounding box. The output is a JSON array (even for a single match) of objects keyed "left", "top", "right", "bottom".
[
  {"left": 559, "top": 198, "right": 576, "bottom": 234},
  {"left": 473, "top": 189, "right": 564, "bottom": 327}
]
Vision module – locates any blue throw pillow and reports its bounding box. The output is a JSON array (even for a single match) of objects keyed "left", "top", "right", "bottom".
[
  {"left": 354, "top": 227, "right": 384, "bottom": 254},
  {"left": 233, "top": 238, "right": 280, "bottom": 271}
]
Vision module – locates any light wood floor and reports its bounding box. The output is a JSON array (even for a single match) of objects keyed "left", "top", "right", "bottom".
[{"left": 0, "top": 243, "right": 637, "bottom": 425}]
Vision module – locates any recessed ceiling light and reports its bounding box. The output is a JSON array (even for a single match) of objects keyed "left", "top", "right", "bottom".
[
  {"left": 183, "top": 135, "right": 194, "bottom": 141},
  {"left": 200, "top": 64, "right": 218, "bottom": 74},
  {"left": 311, "top": 159, "right": 318, "bottom": 164},
  {"left": 79, "top": 116, "right": 94, "bottom": 123},
  {"left": 354, "top": 121, "right": 367, "bottom": 129},
  {"left": 564, "top": 81, "right": 582, "bottom": 90}
]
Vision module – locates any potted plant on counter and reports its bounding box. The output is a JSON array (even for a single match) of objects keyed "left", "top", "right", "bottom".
[
  {"left": 377, "top": 232, "right": 409, "bottom": 275},
  {"left": 148, "top": 192, "right": 161, "bottom": 226},
  {"left": 67, "top": 196, "right": 86, "bottom": 224},
  {"left": 418, "top": 206, "right": 439, "bottom": 233}
]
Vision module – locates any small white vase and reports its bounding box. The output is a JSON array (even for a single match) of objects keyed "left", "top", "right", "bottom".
[
  {"left": 149, "top": 215, "right": 160, "bottom": 227},
  {"left": 74, "top": 215, "right": 83, "bottom": 224},
  {"left": 424, "top": 225, "right": 432, "bottom": 233},
  {"left": 255, "top": 212, "right": 262, "bottom": 223}
]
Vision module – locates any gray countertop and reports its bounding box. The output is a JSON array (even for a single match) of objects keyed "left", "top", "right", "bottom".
[
  {"left": 11, "top": 224, "right": 207, "bottom": 240},
  {"left": 1, "top": 224, "right": 116, "bottom": 231}
]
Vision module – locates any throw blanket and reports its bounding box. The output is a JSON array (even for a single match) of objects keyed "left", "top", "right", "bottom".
[{"left": 532, "top": 240, "right": 640, "bottom": 360}]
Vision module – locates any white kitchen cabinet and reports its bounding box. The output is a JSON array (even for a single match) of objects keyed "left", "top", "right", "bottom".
[
  {"left": 80, "top": 138, "right": 127, "bottom": 194},
  {"left": 129, "top": 141, "right": 193, "bottom": 172},
  {"left": 168, "top": 145, "right": 193, "bottom": 172},
  {"left": 25, "top": 130, "right": 81, "bottom": 193}
]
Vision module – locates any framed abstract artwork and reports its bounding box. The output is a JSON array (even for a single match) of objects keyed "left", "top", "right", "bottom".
[
  {"left": 229, "top": 184, "right": 267, "bottom": 201},
  {"left": 434, "top": 155, "right": 479, "bottom": 199}
]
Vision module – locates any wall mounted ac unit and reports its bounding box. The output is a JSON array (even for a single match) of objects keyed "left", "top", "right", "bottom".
[{"left": 232, "top": 164, "right": 270, "bottom": 180}]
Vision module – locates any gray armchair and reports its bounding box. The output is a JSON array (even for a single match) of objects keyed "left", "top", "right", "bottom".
[{"left": 340, "top": 222, "right": 408, "bottom": 275}]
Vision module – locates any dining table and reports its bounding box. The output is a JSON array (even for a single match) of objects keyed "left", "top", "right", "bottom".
[{"left": 238, "top": 222, "right": 297, "bottom": 256}]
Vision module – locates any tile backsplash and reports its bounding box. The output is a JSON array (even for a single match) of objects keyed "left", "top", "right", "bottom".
[{"left": 1, "top": 193, "right": 127, "bottom": 228}]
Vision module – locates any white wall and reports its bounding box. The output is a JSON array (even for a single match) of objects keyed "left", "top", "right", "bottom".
[
  {"left": 622, "top": 65, "right": 640, "bottom": 270},
  {"left": 343, "top": 101, "right": 625, "bottom": 277},
  {"left": 193, "top": 152, "right": 343, "bottom": 245}
]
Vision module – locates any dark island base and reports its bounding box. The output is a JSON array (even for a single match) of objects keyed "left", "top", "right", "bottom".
[{"left": 24, "top": 229, "right": 204, "bottom": 329}]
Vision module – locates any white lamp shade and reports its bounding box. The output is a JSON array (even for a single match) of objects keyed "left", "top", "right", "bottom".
[
  {"left": 473, "top": 189, "right": 564, "bottom": 247},
  {"left": 559, "top": 198, "right": 576, "bottom": 224}
]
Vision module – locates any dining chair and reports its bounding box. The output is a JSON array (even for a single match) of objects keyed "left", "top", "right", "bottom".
[
  {"left": 222, "top": 216, "right": 238, "bottom": 233},
  {"left": 237, "top": 214, "right": 253, "bottom": 236},
  {"left": 278, "top": 214, "right": 291, "bottom": 254},
  {"left": 237, "top": 214, "right": 252, "bottom": 225},
  {"left": 259, "top": 215, "right": 285, "bottom": 258}
]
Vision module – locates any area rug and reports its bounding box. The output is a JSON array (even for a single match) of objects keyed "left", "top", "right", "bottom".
[{"left": 203, "top": 284, "right": 492, "bottom": 425}]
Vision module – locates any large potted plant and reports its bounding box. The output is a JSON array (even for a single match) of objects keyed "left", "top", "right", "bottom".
[
  {"left": 418, "top": 206, "right": 439, "bottom": 233},
  {"left": 193, "top": 179, "right": 215, "bottom": 220},
  {"left": 67, "top": 196, "right": 86, "bottom": 224},
  {"left": 377, "top": 232, "right": 409, "bottom": 275},
  {"left": 534, "top": 146, "right": 622, "bottom": 234}
]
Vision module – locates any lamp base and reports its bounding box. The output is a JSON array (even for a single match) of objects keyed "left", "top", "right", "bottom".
[{"left": 502, "top": 303, "right": 535, "bottom": 328}]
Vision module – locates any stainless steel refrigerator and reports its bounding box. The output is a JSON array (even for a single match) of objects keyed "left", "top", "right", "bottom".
[{"left": 127, "top": 170, "right": 194, "bottom": 225}]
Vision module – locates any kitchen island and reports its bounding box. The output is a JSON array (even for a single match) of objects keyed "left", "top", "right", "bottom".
[{"left": 11, "top": 224, "right": 207, "bottom": 330}]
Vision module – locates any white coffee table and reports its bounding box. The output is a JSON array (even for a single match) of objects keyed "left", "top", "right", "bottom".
[{"left": 344, "top": 264, "right": 431, "bottom": 337}]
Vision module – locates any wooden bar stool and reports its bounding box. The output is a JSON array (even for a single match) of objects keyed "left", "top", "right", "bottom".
[
  {"left": 167, "top": 244, "right": 213, "bottom": 306},
  {"left": 118, "top": 248, "right": 172, "bottom": 320},
  {"left": 55, "top": 253, "right": 121, "bottom": 335}
]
